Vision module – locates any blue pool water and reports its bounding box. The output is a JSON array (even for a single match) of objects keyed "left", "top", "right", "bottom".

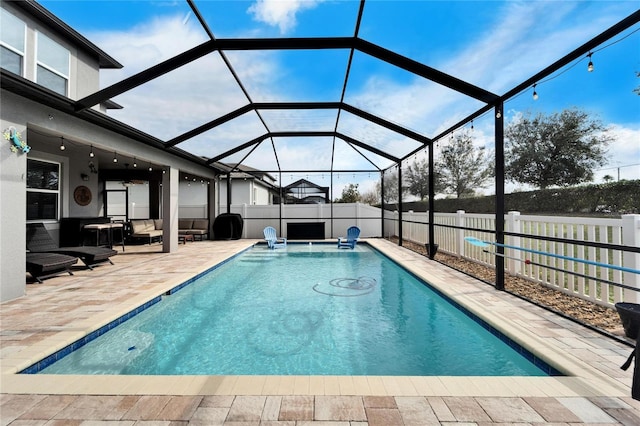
[{"left": 37, "top": 243, "right": 552, "bottom": 376}]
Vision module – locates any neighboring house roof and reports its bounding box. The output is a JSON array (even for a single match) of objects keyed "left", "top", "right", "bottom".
[
  {"left": 12, "top": 0, "right": 123, "bottom": 69},
  {"left": 284, "top": 179, "right": 329, "bottom": 193}
]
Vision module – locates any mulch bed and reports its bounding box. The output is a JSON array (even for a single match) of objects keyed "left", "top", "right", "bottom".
[{"left": 392, "top": 238, "right": 627, "bottom": 338}]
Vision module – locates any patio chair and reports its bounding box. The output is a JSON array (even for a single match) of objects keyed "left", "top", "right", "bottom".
[
  {"left": 26, "top": 252, "right": 78, "bottom": 283},
  {"left": 26, "top": 223, "right": 117, "bottom": 270},
  {"left": 337, "top": 226, "right": 360, "bottom": 249},
  {"left": 263, "top": 226, "right": 287, "bottom": 249}
]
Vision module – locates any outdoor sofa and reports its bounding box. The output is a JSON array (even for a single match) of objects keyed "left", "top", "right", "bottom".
[
  {"left": 129, "top": 219, "right": 163, "bottom": 244},
  {"left": 178, "top": 218, "right": 209, "bottom": 240}
]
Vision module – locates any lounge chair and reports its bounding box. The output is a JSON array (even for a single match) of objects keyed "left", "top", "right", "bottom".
[
  {"left": 26, "top": 223, "right": 117, "bottom": 270},
  {"left": 26, "top": 252, "right": 78, "bottom": 283},
  {"left": 263, "top": 226, "right": 287, "bottom": 249},
  {"left": 337, "top": 226, "right": 360, "bottom": 249}
]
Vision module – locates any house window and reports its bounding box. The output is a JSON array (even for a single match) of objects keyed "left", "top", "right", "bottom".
[
  {"left": 36, "top": 32, "right": 69, "bottom": 96},
  {"left": 26, "top": 159, "right": 60, "bottom": 221},
  {"left": 0, "top": 8, "right": 26, "bottom": 76}
]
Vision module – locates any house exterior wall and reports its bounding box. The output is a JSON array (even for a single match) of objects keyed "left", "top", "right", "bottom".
[
  {"left": 1, "top": 90, "right": 216, "bottom": 302},
  {"left": 2, "top": 2, "right": 100, "bottom": 103},
  {"left": 0, "top": 115, "right": 27, "bottom": 302},
  {"left": 218, "top": 179, "right": 273, "bottom": 211}
]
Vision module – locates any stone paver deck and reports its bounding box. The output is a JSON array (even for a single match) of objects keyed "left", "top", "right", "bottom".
[{"left": 2, "top": 238, "right": 640, "bottom": 424}]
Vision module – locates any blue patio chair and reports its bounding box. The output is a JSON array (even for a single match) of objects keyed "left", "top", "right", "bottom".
[
  {"left": 263, "top": 226, "right": 287, "bottom": 249},
  {"left": 338, "top": 226, "right": 360, "bottom": 249}
]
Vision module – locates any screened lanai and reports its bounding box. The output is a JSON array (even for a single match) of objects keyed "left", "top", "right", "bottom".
[{"left": 21, "top": 0, "right": 640, "bottom": 292}]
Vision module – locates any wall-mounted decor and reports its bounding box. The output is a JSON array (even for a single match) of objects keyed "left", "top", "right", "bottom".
[
  {"left": 73, "top": 185, "right": 92, "bottom": 206},
  {"left": 3, "top": 126, "right": 30, "bottom": 154}
]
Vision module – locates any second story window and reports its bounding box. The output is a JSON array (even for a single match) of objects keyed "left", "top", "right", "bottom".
[
  {"left": 0, "top": 8, "right": 26, "bottom": 76},
  {"left": 36, "top": 32, "right": 69, "bottom": 96}
]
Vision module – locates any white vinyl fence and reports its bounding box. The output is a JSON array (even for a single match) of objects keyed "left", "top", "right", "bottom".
[
  {"left": 384, "top": 210, "right": 640, "bottom": 307},
  {"left": 228, "top": 203, "right": 381, "bottom": 240}
]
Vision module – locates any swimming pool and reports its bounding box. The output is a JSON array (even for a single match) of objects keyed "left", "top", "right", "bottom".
[{"left": 33, "top": 243, "right": 556, "bottom": 376}]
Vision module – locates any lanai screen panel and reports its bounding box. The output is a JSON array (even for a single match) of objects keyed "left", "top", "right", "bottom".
[
  {"left": 337, "top": 111, "right": 424, "bottom": 160},
  {"left": 259, "top": 109, "right": 339, "bottom": 133},
  {"left": 224, "top": 50, "right": 353, "bottom": 103},
  {"left": 106, "top": 54, "right": 249, "bottom": 141},
  {"left": 176, "top": 111, "right": 267, "bottom": 160},
  {"left": 343, "top": 50, "right": 487, "bottom": 138}
]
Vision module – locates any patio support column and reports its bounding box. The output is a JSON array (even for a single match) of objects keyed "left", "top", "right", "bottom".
[
  {"left": 397, "top": 163, "right": 403, "bottom": 246},
  {"left": 427, "top": 141, "right": 435, "bottom": 259},
  {"left": 162, "top": 167, "right": 179, "bottom": 253},
  {"left": 495, "top": 101, "right": 505, "bottom": 291}
]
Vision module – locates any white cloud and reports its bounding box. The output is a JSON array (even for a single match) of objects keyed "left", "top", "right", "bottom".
[
  {"left": 595, "top": 124, "right": 640, "bottom": 182},
  {"left": 248, "top": 0, "right": 324, "bottom": 34}
]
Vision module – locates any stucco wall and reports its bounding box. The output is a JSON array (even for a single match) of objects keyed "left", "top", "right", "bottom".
[{"left": 0, "top": 118, "right": 27, "bottom": 302}]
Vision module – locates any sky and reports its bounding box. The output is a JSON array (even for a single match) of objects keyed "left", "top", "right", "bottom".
[{"left": 39, "top": 0, "right": 640, "bottom": 198}]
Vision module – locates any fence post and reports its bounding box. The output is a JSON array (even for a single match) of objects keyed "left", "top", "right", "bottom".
[
  {"left": 394, "top": 210, "right": 398, "bottom": 239},
  {"left": 408, "top": 210, "right": 413, "bottom": 242},
  {"left": 356, "top": 202, "right": 361, "bottom": 230},
  {"left": 456, "top": 210, "right": 465, "bottom": 257},
  {"left": 507, "top": 211, "right": 522, "bottom": 276},
  {"left": 242, "top": 204, "right": 248, "bottom": 238},
  {"left": 622, "top": 214, "right": 640, "bottom": 303}
]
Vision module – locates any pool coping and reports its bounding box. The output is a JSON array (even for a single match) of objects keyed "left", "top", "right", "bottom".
[{"left": 0, "top": 238, "right": 633, "bottom": 397}]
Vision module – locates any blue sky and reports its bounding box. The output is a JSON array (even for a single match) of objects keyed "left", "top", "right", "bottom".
[{"left": 40, "top": 0, "right": 639, "bottom": 196}]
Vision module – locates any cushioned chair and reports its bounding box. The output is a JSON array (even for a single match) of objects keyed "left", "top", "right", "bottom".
[
  {"left": 263, "top": 226, "right": 287, "bottom": 249},
  {"left": 338, "top": 226, "right": 360, "bottom": 249},
  {"left": 26, "top": 252, "right": 78, "bottom": 283},
  {"left": 27, "top": 223, "right": 117, "bottom": 270}
]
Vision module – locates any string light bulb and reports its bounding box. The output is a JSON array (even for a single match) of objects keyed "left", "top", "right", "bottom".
[
  {"left": 148, "top": 164, "right": 153, "bottom": 172},
  {"left": 133, "top": 157, "right": 137, "bottom": 167},
  {"left": 59, "top": 137, "right": 65, "bottom": 151},
  {"left": 113, "top": 152, "right": 118, "bottom": 163},
  {"left": 470, "top": 120, "right": 474, "bottom": 131},
  {"left": 89, "top": 145, "right": 94, "bottom": 158},
  {"left": 532, "top": 83, "right": 539, "bottom": 100},
  {"left": 587, "top": 52, "right": 594, "bottom": 72}
]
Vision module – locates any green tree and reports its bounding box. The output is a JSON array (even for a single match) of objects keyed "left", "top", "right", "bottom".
[
  {"left": 404, "top": 158, "right": 442, "bottom": 200},
  {"left": 505, "top": 108, "right": 611, "bottom": 189},
  {"left": 376, "top": 170, "right": 405, "bottom": 204},
  {"left": 436, "top": 131, "right": 493, "bottom": 198},
  {"left": 360, "top": 187, "right": 379, "bottom": 205},
  {"left": 334, "top": 183, "right": 360, "bottom": 203}
]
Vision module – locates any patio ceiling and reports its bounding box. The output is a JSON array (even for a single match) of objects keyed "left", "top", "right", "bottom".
[{"left": 11, "top": 1, "right": 640, "bottom": 181}]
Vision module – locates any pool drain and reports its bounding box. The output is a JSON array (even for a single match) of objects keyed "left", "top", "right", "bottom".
[{"left": 312, "top": 276, "right": 376, "bottom": 297}]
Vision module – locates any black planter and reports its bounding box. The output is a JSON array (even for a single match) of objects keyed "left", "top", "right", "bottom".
[
  {"left": 615, "top": 302, "right": 640, "bottom": 339},
  {"left": 425, "top": 243, "right": 439, "bottom": 258}
]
